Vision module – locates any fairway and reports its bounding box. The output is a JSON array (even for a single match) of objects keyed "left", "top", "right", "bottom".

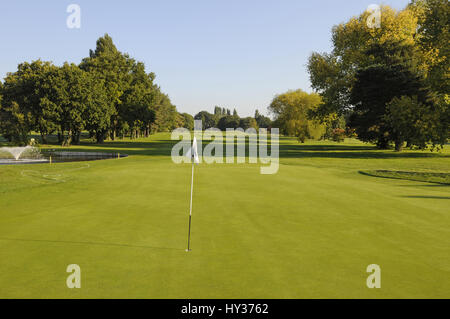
[{"left": 0, "top": 134, "right": 449, "bottom": 298}]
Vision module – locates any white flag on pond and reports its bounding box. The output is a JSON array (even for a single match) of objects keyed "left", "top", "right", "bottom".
[{"left": 186, "top": 137, "right": 199, "bottom": 164}]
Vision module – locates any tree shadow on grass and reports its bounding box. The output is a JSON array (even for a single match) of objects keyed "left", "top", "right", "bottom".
[
  {"left": 280, "top": 144, "right": 447, "bottom": 159},
  {"left": 397, "top": 184, "right": 450, "bottom": 188},
  {"left": 358, "top": 170, "right": 450, "bottom": 185},
  {"left": 400, "top": 195, "right": 450, "bottom": 200},
  {"left": 0, "top": 237, "right": 184, "bottom": 251},
  {"left": 40, "top": 136, "right": 449, "bottom": 160}
]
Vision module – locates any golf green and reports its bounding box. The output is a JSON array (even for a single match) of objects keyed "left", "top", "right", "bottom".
[{"left": 0, "top": 134, "right": 449, "bottom": 298}]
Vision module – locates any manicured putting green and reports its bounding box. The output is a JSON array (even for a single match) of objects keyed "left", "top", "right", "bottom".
[{"left": 0, "top": 134, "right": 449, "bottom": 298}]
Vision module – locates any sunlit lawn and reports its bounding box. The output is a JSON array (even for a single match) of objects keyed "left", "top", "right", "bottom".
[{"left": 0, "top": 134, "right": 449, "bottom": 298}]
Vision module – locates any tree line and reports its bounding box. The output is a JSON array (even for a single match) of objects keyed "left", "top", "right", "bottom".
[
  {"left": 0, "top": 34, "right": 190, "bottom": 145},
  {"left": 193, "top": 107, "right": 272, "bottom": 131},
  {"left": 1, "top": 1, "right": 447, "bottom": 151},
  {"left": 270, "top": 0, "right": 448, "bottom": 151}
]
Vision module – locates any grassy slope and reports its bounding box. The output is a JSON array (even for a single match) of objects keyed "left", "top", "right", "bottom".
[{"left": 0, "top": 135, "right": 449, "bottom": 298}]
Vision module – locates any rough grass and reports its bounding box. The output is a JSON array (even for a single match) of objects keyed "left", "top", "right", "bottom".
[{"left": 0, "top": 134, "right": 449, "bottom": 298}]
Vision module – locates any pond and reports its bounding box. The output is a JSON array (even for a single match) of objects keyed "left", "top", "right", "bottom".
[{"left": 0, "top": 149, "right": 128, "bottom": 165}]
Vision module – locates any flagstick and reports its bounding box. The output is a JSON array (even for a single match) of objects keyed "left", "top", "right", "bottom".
[{"left": 186, "top": 158, "right": 195, "bottom": 252}]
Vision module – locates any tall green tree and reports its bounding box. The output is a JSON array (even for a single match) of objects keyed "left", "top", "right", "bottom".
[
  {"left": 79, "top": 34, "right": 134, "bottom": 142},
  {"left": 121, "top": 62, "right": 157, "bottom": 138},
  {"left": 214, "top": 106, "right": 222, "bottom": 116},
  {"left": 0, "top": 35, "right": 178, "bottom": 144},
  {"left": 194, "top": 111, "right": 217, "bottom": 130},
  {"left": 384, "top": 95, "right": 446, "bottom": 151},
  {"left": 180, "top": 113, "right": 194, "bottom": 130},
  {"left": 411, "top": 0, "right": 449, "bottom": 95},
  {"left": 217, "top": 115, "right": 240, "bottom": 131},
  {"left": 0, "top": 60, "right": 58, "bottom": 144},
  {"left": 40, "top": 63, "right": 108, "bottom": 145},
  {"left": 349, "top": 41, "right": 435, "bottom": 150},
  {"left": 254, "top": 109, "right": 272, "bottom": 128},
  {"left": 151, "top": 90, "right": 178, "bottom": 132},
  {"left": 239, "top": 117, "right": 258, "bottom": 130},
  {"left": 0, "top": 101, "right": 29, "bottom": 144}
]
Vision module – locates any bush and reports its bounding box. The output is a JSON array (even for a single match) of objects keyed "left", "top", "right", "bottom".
[{"left": 331, "top": 128, "right": 346, "bottom": 142}]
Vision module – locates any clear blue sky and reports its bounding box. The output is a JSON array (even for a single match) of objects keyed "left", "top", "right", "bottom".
[{"left": 0, "top": 0, "right": 410, "bottom": 117}]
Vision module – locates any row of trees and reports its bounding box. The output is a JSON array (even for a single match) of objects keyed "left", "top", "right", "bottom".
[
  {"left": 0, "top": 34, "right": 187, "bottom": 145},
  {"left": 193, "top": 107, "right": 272, "bottom": 131},
  {"left": 304, "top": 0, "right": 449, "bottom": 151}
]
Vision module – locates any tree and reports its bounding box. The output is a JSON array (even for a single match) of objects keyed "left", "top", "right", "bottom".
[
  {"left": 254, "top": 109, "right": 272, "bottom": 128},
  {"left": 194, "top": 111, "right": 216, "bottom": 130},
  {"left": 78, "top": 73, "right": 111, "bottom": 144},
  {"left": 217, "top": 115, "right": 240, "bottom": 131},
  {"left": 384, "top": 95, "right": 446, "bottom": 151},
  {"left": 121, "top": 62, "right": 157, "bottom": 138},
  {"left": 151, "top": 90, "right": 178, "bottom": 132},
  {"left": 211, "top": 105, "right": 225, "bottom": 124},
  {"left": 308, "top": 5, "right": 420, "bottom": 117},
  {"left": 0, "top": 101, "right": 29, "bottom": 144},
  {"left": 39, "top": 63, "right": 107, "bottom": 146},
  {"left": 268, "top": 90, "right": 325, "bottom": 142},
  {"left": 411, "top": 0, "right": 449, "bottom": 95},
  {"left": 321, "top": 114, "right": 347, "bottom": 141},
  {"left": 79, "top": 34, "right": 177, "bottom": 140},
  {"left": 179, "top": 113, "right": 194, "bottom": 130},
  {"left": 239, "top": 117, "right": 258, "bottom": 130},
  {"left": 80, "top": 34, "right": 134, "bottom": 142},
  {"left": 214, "top": 106, "right": 222, "bottom": 116},
  {"left": 0, "top": 60, "right": 59, "bottom": 144},
  {"left": 308, "top": 2, "right": 448, "bottom": 149},
  {"left": 349, "top": 41, "right": 434, "bottom": 149},
  {"left": 0, "top": 35, "right": 177, "bottom": 144}
]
